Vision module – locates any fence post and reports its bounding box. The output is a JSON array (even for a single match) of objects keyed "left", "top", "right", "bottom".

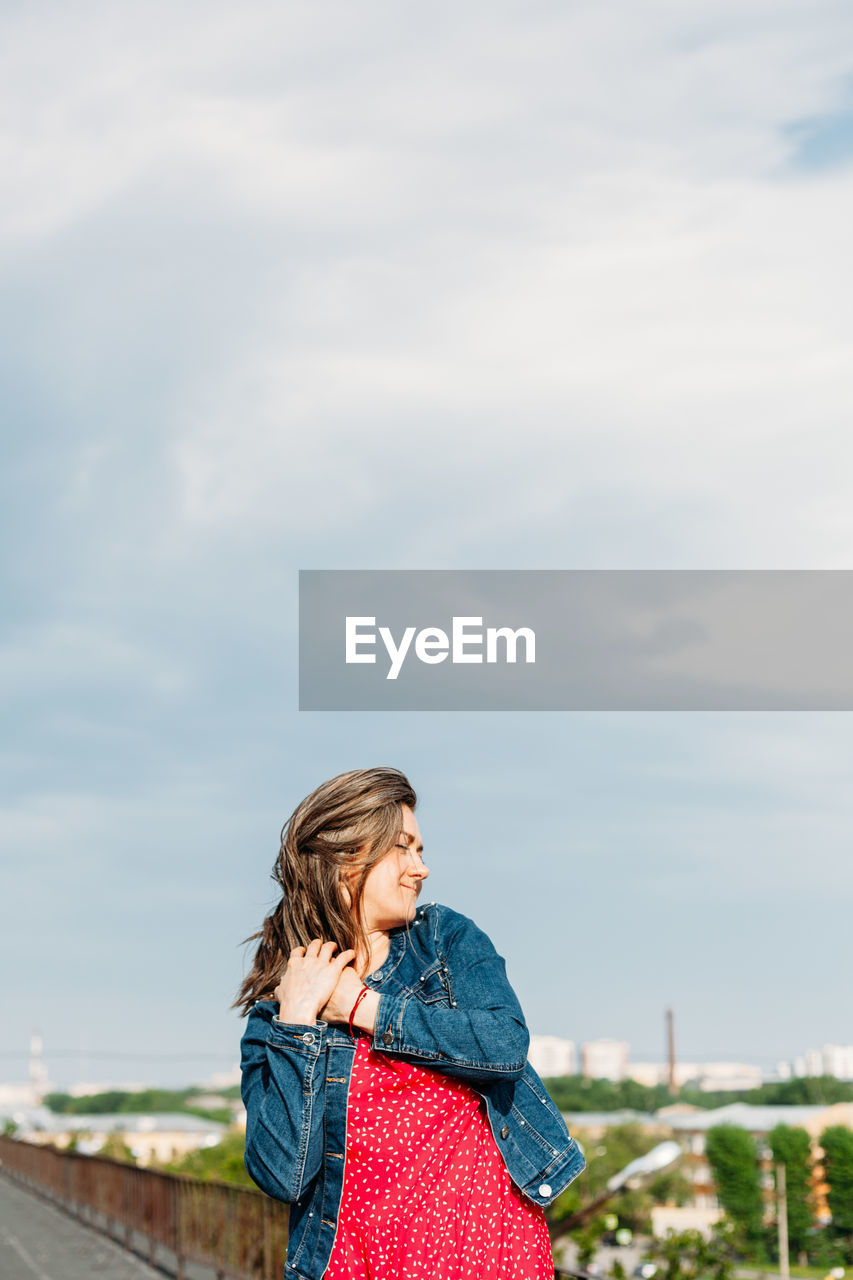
[
  {"left": 124, "top": 1167, "right": 133, "bottom": 1248},
  {"left": 148, "top": 1175, "right": 156, "bottom": 1269},
  {"left": 264, "top": 1195, "right": 272, "bottom": 1280},
  {"left": 173, "top": 1176, "right": 184, "bottom": 1280}
]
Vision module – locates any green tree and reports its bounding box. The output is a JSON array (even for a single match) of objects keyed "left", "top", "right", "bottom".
[
  {"left": 809, "top": 1227, "right": 846, "bottom": 1270},
  {"left": 573, "top": 1218, "right": 607, "bottom": 1270},
  {"left": 644, "top": 1220, "right": 737, "bottom": 1280},
  {"left": 750, "top": 1078, "right": 853, "bottom": 1107},
  {"left": 162, "top": 1129, "right": 255, "bottom": 1189},
  {"left": 98, "top": 1130, "right": 137, "bottom": 1163},
  {"left": 768, "top": 1124, "right": 814, "bottom": 1259},
  {"left": 547, "top": 1123, "right": 690, "bottom": 1245},
  {"left": 540, "top": 1074, "right": 853, "bottom": 1114},
  {"left": 543, "top": 1076, "right": 673, "bottom": 1114},
  {"left": 820, "top": 1124, "right": 853, "bottom": 1259},
  {"left": 42, "top": 1087, "right": 231, "bottom": 1124},
  {"left": 705, "top": 1125, "right": 765, "bottom": 1258}
]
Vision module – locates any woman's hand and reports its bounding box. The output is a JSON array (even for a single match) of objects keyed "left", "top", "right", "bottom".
[
  {"left": 320, "top": 966, "right": 380, "bottom": 1034},
  {"left": 274, "top": 939, "right": 356, "bottom": 1025},
  {"left": 319, "top": 963, "right": 367, "bottom": 1026}
]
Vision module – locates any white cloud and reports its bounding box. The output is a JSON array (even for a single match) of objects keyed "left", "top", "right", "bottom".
[
  {"left": 7, "top": 0, "right": 853, "bottom": 1077},
  {"left": 0, "top": 623, "right": 188, "bottom": 699}
]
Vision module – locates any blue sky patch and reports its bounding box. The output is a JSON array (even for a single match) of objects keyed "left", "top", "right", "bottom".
[{"left": 784, "top": 97, "right": 853, "bottom": 171}]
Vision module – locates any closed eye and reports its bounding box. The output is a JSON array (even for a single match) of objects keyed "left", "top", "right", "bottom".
[{"left": 396, "top": 842, "right": 423, "bottom": 859}]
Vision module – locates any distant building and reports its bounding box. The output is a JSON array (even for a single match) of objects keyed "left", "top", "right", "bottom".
[
  {"left": 626, "top": 1062, "right": 666, "bottom": 1087},
  {"left": 0, "top": 1083, "right": 37, "bottom": 1110},
  {"left": 694, "top": 1062, "right": 764, "bottom": 1092},
  {"left": 0, "top": 1034, "right": 52, "bottom": 1109},
  {"left": 788, "top": 1044, "right": 853, "bottom": 1081},
  {"left": 16, "top": 1112, "right": 227, "bottom": 1167},
  {"left": 68, "top": 1082, "right": 150, "bottom": 1097},
  {"left": 529, "top": 1036, "right": 576, "bottom": 1077},
  {"left": 651, "top": 1205, "right": 722, "bottom": 1239},
  {"left": 29, "top": 1034, "right": 50, "bottom": 1102},
  {"left": 794, "top": 1048, "right": 826, "bottom": 1078},
  {"left": 563, "top": 1098, "right": 853, "bottom": 1229},
  {"left": 823, "top": 1045, "right": 853, "bottom": 1079},
  {"left": 581, "top": 1040, "right": 629, "bottom": 1081},
  {"left": 560, "top": 1109, "right": 666, "bottom": 1140},
  {"left": 202, "top": 1066, "right": 242, "bottom": 1089},
  {"left": 627, "top": 1061, "right": 764, "bottom": 1091},
  {"left": 665, "top": 1100, "right": 853, "bottom": 1221}
]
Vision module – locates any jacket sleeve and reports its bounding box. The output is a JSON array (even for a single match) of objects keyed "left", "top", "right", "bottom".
[
  {"left": 240, "top": 1003, "right": 327, "bottom": 1203},
  {"left": 371, "top": 907, "right": 530, "bottom": 1084}
]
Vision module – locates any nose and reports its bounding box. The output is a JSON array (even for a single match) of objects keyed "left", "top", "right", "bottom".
[{"left": 406, "top": 850, "right": 429, "bottom": 880}]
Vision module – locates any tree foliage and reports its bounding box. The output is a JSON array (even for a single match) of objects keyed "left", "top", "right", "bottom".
[
  {"left": 768, "top": 1124, "right": 814, "bottom": 1258},
  {"left": 98, "top": 1130, "right": 138, "bottom": 1163},
  {"left": 162, "top": 1128, "right": 255, "bottom": 1188},
  {"left": 542, "top": 1074, "right": 853, "bottom": 1114},
  {"left": 544, "top": 1076, "right": 674, "bottom": 1114},
  {"left": 644, "top": 1221, "right": 738, "bottom": 1280},
  {"left": 43, "top": 1088, "right": 231, "bottom": 1124},
  {"left": 820, "top": 1125, "right": 853, "bottom": 1244},
  {"left": 752, "top": 1078, "right": 853, "bottom": 1106},
  {"left": 705, "top": 1125, "right": 765, "bottom": 1257},
  {"left": 547, "top": 1122, "right": 690, "bottom": 1239}
]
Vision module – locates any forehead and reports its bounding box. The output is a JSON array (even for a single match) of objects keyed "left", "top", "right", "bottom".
[
  {"left": 400, "top": 804, "right": 417, "bottom": 829},
  {"left": 398, "top": 804, "right": 422, "bottom": 846}
]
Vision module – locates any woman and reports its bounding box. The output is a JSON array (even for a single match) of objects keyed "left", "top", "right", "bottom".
[{"left": 237, "top": 767, "right": 585, "bottom": 1279}]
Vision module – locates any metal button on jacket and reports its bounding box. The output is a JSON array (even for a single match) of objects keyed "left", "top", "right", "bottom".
[
  {"left": 538, "top": 1183, "right": 552, "bottom": 1197},
  {"left": 500, "top": 1125, "right": 510, "bottom": 1139},
  {"left": 381, "top": 1028, "right": 393, "bottom": 1045}
]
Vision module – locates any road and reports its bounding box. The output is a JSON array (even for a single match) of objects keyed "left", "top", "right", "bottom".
[
  {"left": 556, "top": 1237, "right": 650, "bottom": 1276},
  {"left": 0, "top": 1174, "right": 163, "bottom": 1280}
]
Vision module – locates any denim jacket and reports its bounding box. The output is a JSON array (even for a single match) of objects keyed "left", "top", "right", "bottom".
[{"left": 240, "top": 901, "right": 585, "bottom": 1280}]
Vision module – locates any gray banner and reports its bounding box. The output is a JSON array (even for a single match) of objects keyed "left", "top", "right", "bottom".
[{"left": 298, "top": 570, "right": 853, "bottom": 710}]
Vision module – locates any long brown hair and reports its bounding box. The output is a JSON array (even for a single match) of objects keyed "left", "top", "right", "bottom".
[{"left": 234, "top": 766, "right": 418, "bottom": 1015}]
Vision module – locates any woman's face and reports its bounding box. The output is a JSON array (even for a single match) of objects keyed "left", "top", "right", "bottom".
[{"left": 357, "top": 804, "right": 429, "bottom": 933}]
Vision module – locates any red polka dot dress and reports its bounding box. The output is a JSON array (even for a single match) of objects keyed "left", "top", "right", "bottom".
[{"left": 323, "top": 1033, "right": 555, "bottom": 1279}]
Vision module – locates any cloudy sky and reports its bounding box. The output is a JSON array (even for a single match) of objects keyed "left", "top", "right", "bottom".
[{"left": 3, "top": 0, "right": 853, "bottom": 1090}]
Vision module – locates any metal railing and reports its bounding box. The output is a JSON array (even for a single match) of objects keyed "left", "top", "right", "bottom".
[{"left": 0, "top": 1135, "right": 288, "bottom": 1280}]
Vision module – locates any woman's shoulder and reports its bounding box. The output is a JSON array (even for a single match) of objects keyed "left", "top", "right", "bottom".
[
  {"left": 414, "top": 899, "right": 467, "bottom": 928},
  {"left": 414, "top": 901, "right": 496, "bottom": 950}
]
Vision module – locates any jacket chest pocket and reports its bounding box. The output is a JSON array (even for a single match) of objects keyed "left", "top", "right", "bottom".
[{"left": 411, "top": 958, "right": 452, "bottom": 1005}]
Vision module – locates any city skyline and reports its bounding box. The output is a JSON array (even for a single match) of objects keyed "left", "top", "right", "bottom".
[{"left": 4, "top": 1029, "right": 853, "bottom": 1098}]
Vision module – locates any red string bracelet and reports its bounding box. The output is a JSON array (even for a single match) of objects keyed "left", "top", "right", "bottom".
[{"left": 348, "top": 985, "right": 370, "bottom": 1041}]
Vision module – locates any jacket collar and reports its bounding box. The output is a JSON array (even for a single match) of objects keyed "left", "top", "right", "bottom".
[{"left": 365, "top": 905, "right": 433, "bottom": 987}]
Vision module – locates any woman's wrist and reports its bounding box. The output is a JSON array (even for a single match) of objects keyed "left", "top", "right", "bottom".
[
  {"left": 349, "top": 989, "right": 379, "bottom": 1034},
  {"left": 277, "top": 1002, "right": 319, "bottom": 1025}
]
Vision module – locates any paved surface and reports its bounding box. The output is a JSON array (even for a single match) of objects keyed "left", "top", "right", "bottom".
[
  {"left": 0, "top": 1174, "right": 165, "bottom": 1280},
  {"left": 556, "top": 1238, "right": 649, "bottom": 1275}
]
